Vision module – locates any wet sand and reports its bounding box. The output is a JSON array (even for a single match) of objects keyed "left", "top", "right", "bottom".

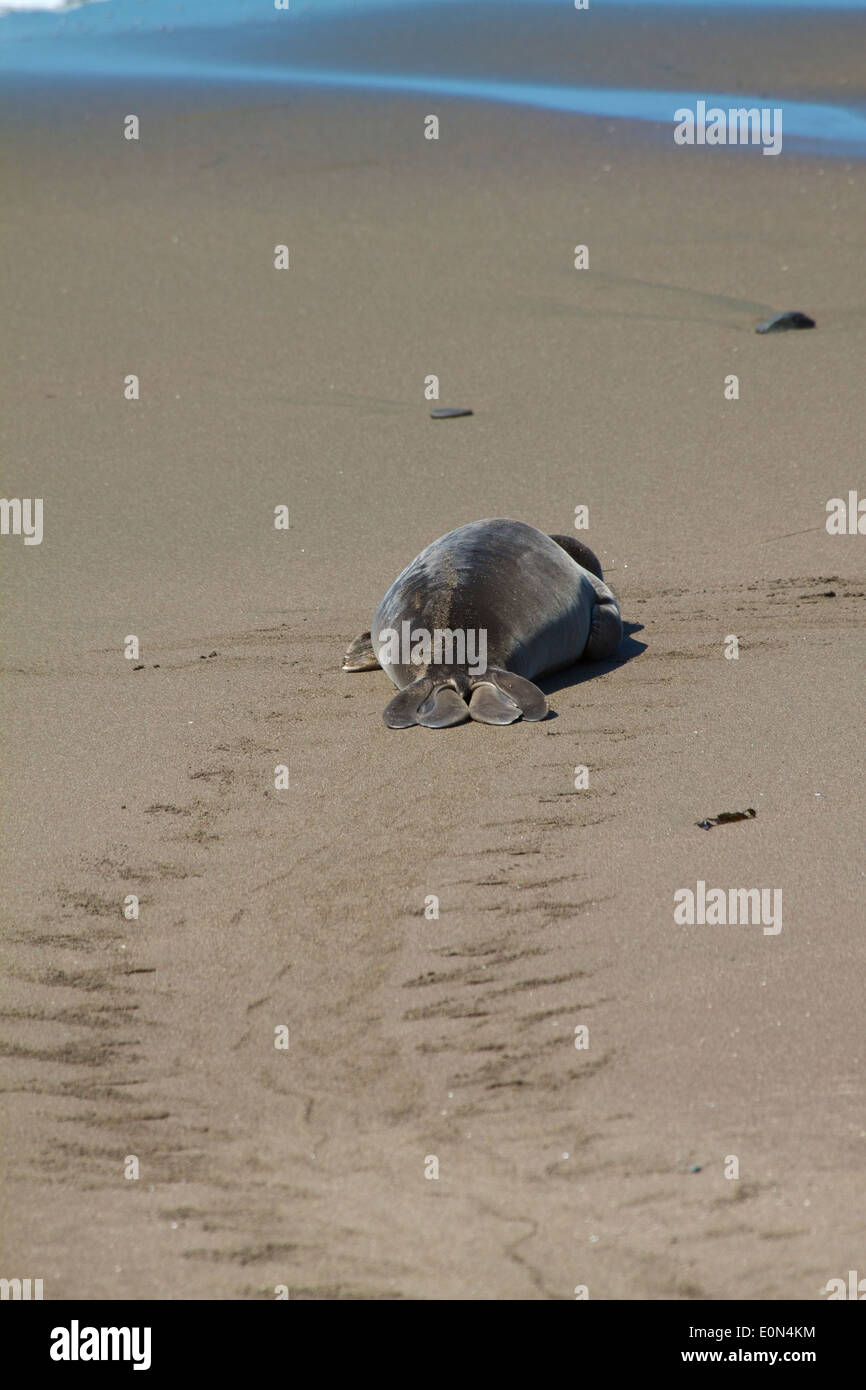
[{"left": 1, "top": 27, "right": 865, "bottom": 1298}]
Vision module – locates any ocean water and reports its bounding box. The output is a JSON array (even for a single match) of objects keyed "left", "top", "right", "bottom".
[
  {"left": 4, "top": 0, "right": 866, "bottom": 14},
  {"left": 2, "top": 0, "right": 865, "bottom": 156}
]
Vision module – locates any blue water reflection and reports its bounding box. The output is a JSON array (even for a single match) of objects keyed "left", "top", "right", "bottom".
[{"left": 2, "top": 0, "right": 865, "bottom": 156}]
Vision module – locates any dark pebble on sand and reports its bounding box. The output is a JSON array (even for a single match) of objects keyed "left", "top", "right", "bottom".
[
  {"left": 698, "top": 807, "right": 757, "bottom": 829},
  {"left": 755, "top": 310, "right": 815, "bottom": 334},
  {"left": 132, "top": 664, "right": 144, "bottom": 670},
  {"left": 430, "top": 407, "right": 473, "bottom": 419}
]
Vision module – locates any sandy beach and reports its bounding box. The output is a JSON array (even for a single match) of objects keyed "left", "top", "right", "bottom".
[{"left": 1, "top": 1, "right": 864, "bottom": 1300}]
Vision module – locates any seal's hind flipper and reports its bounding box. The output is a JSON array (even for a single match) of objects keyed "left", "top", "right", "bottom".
[
  {"left": 468, "top": 683, "right": 521, "bottom": 725},
  {"left": 383, "top": 678, "right": 470, "bottom": 728},
  {"left": 470, "top": 668, "right": 548, "bottom": 724},
  {"left": 384, "top": 671, "right": 547, "bottom": 729},
  {"left": 548, "top": 533, "right": 604, "bottom": 581},
  {"left": 383, "top": 678, "right": 433, "bottom": 727},
  {"left": 343, "top": 631, "right": 379, "bottom": 672},
  {"left": 417, "top": 685, "right": 471, "bottom": 728}
]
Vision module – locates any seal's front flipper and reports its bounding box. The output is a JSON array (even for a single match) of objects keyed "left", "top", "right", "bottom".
[
  {"left": 469, "top": 668, "right": 548, "bottom": 724},
  {"left": 583, "top": 578, "right": 623, "bottom": 662},
  {"left": 584, "top": 599, "right": 622, "bottom": 661},
  {"left": 343, "top": 631, "right": 379, "bottom": 672},
  {"left": 383, "top": 678, "right": 470, "bottom": 729}
]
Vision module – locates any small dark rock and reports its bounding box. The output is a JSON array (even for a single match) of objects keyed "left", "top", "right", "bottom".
[
  {"left": 755, "top": 310, "right": 815, "bottom": 334},
  {"left": 132, "top": 664, "right": 144, "bottom": 670},
  {"left": 208, "top": 650, "right": 218, "bottom": 658},
  {"left": 430, "top": 407, "right": 473, "bottom": 419},
  {"left": 153, "top": 664, "right": 160, "bottom": 668}
]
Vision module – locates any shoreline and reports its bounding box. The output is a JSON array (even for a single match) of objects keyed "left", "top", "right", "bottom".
[{"left": 2, "top": 2, "right": 866, "bottom": 154}]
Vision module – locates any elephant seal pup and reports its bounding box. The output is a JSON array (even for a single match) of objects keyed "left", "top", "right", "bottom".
[{"left": 342, "top": 518, "right": 622, "bottom": 728}]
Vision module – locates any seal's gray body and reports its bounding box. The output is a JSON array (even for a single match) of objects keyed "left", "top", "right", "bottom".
[{"left": 343, "top": 518, "right": 622, "bottom": 727}]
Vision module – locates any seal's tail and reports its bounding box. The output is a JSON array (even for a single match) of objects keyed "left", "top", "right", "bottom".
[{"left": 382, "top": 669, "right": 547, "bottom": 729}]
